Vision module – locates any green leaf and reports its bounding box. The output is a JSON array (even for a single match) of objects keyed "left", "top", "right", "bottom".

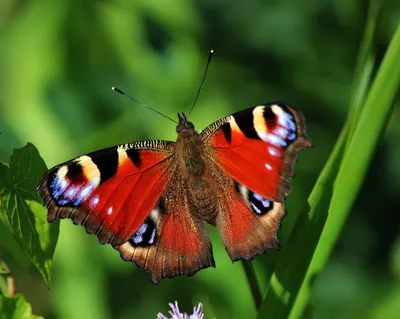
[
  {"left": 0, "top": 143, "right": 59, "bottom": 286},
  {"left": 0, "top": 263, "right": 9, "bottom": 274},
  {"left": 0, "top": 277, "right": 8, "bottom": 297},
  {"left": 0, "top": 294, "right": 43, "bottom": 319},
  {"left": 0, "top": 263, "right": 10, "bottom": 297},
  {"left": 0, "top": 163, "right": 13, "bottom": 192}
]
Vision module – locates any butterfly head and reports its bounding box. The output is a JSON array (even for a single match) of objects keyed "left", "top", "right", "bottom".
[{"left": 176, "top": 112, "right": 195, "bottom": 139}]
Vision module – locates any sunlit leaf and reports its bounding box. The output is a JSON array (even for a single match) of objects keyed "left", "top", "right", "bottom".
[
  {"left": 0, "top": 263, "right": 9, "bottom": 274},
  {"left": 0, "top": 294, "right": 43, "bottom": 319},
  {"left": 0, "top": 143, "right": 59, "bottom": 286}
]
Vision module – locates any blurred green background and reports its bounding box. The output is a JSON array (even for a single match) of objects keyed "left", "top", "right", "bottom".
[{"left": 0, "top": 0, "right": 399, "bottom": 318}]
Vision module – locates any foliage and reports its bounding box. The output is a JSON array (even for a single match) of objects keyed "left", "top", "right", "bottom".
[
  {"left": 0, "top": 144, "right": 59, "bottom": 286},
  {"left": 0, "top": 294, "right": 43, "bottom": 319},
  {"left": 0, "top": 0, "right": 399, "bottom": 318}
]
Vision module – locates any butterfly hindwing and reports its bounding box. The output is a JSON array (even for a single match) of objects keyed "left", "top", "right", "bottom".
[
  {"left": 38, "top": 141, "right": 175, "bottom": 246},
  {"left": 216, "top": 180, "right": 285, "bottom": 261},
  {"left": 115, "top": 173, "right": 215, "bottom": 284}
]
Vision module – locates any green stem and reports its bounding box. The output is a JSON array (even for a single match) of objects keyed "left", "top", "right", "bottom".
[{"left": 242, "top": 260, "right": 262, "bottom": 310}]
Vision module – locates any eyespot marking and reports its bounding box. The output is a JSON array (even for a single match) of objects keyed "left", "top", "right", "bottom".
[
  {"left": 66, "top": 187, "right": 77, "bottom": 198},
  {"left": 49, "top": 169, "right": 100, "bottom": 207},
  {"left": 259, "top": 132, "right": 287, "bottom": 147},
  {"left": 235, "top": 182, "right": 274, "bottom": 216},
  {"left": 249, "top": 191, "right": 273, "bottom": 215},
  {"left": 50, "top": 176, "right": 68, "bottom": 200},
  {"left": 263, "top": 104, "right": 299, "bottom": 146},
  {"left": 129, "top": 217, "right": 157, "bottom": 247}
]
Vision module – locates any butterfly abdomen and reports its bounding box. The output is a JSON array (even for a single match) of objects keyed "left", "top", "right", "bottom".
[{"left": 188, "top": 175, "right": 219, "bottom": 224}]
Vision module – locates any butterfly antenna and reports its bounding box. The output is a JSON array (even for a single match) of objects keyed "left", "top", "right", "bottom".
[
  {"left": 112, "top": 87, "right": 179, "bottom": 124},
  {"left": 187, "top": 49, "right": 214, "bottom": 118}
]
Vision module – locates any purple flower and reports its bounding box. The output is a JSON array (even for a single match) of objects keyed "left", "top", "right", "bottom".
[{"left": 157, "top": 301, "right": 205, "bottom": 319}]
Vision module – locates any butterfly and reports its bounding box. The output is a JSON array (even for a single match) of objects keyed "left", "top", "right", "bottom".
[{"left": 38, "top": 98, "right": 311, "bottom": 283}]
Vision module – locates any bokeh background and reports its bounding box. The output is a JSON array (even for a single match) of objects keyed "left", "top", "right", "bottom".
[{"left": 0, "top": 1, "right": 399, "bottom": 318}]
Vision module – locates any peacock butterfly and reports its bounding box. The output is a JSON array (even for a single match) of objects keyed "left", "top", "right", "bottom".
[{"left": 38, "top": 54, "right": 312, "bottom": 283}]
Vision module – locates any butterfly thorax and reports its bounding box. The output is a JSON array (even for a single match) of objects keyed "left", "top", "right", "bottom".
[
  {"left": 176, "top": 112, "right": 218, "bottom": 223},
  {"left": 176, "top": 112, "right": 205, "bottom": 176}
]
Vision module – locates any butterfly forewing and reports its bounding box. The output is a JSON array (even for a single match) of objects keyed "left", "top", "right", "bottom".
[
  {"left": 38, "top": 141, "right": 175, "bottom": 246},
  {"left": 201, "top": 103, "right": 312, "bottom": 202}
]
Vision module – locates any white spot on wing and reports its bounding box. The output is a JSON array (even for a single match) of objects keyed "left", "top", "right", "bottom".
[
  {"left": 60, "top": 179, "right": 68, "bottom": 191},
  {"left": 132, "top": 222, "right": 149, "bottom": 244},
  {"left": 137, "top": 222, "right": 148, "bottom": 234},
  {"left": 254, "top": 193, "right": 270, "bottom": 208},
  {"left": 271, "top": 104, "right": 296, "bottom": 134},
  {"left": 276, "top": 128, "right": 287, "bottom": 138},
  {"left": 258, "top": 131, "right": 268, "bottom": 141},
  {"left": 90, "top": 195, "right": 100, "bottom": 208},
  {"left": 251, "top": 203, "right": 262, "bottom": 214},
  {"left": 268, "top": 147, "right": 280, "bottom": 157},
  {"left": 149, "top": 228, "right": 156, "bottom": 244},
  {"left": 66, "top": 187, "right": 77, "bottom": 198},
  {"left": 79, "top": 185, "right": 91, "bottom": 198},
  {"left": 262, "top": 199, "right": 271, "bottom": 208},
  {"left": 269, "top": 134, "right": 286, "bottom": 146},
  {"left": 133, "top": 235, "right": 143, "bottom": 244},
  {"left": 265, "top": 163, "right": 272, "bottom": 171},
  {"left": 107, "top": 207, "right": 113, "bottom": 215},
  {"left": 75, "top": 177, "right": 100, "bottom": 205}
]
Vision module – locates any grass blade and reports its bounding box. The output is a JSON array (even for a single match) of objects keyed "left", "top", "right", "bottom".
[
  {"left": 257, "top": 4, "right": 400, "bottom": 318},
  {"left": 289, "top": 22, "right": 400, "bottom": 318}
]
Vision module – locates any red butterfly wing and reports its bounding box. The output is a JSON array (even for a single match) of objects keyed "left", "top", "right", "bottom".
[
  {"left": 38, "top": 141, "right": 175, "bottom": 246},
  {"left": 114, "top": 173, "right": 214, "bottom": 284},
  {"left": 39, "top": 140, "right": 215, "bottom": 282},
  {"left": 215, "top": 179, "right": 286, "bottom": 261},
  {"left": 201, "top": 103, "right": 311, "bottom": 260},
  {"left": 202, "top": 103, "right": 312, "bottom": 202}
]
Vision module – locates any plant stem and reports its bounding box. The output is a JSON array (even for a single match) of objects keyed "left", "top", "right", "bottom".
[{"left": 242, "top": 260, "right": 262, "bottom": 310}]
